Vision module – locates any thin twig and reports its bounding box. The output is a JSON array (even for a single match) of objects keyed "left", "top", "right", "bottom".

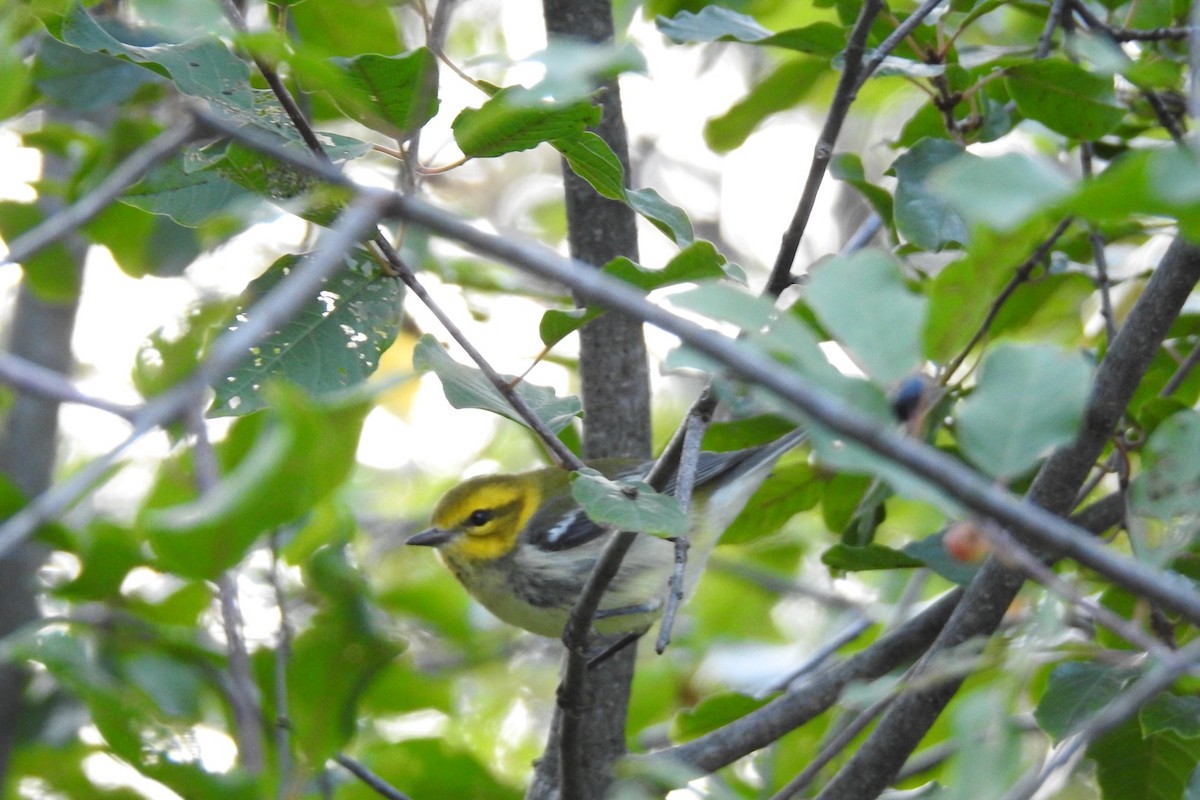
[
  {"left": 0, "top": 120, "right": 197, "bottom": 269},
  {"left": 1080, "top": 146, "right": 1118, "bottom": 344},
  {"left": 0, "top": 353, "right": 138, "bottom": 419},
  {"left": 1036, "top": 0, "right": 1070, "bottom": 57},
  {"left": 758, "top": 615, "right": 875, "bottom": 696},
  {"left": 655, "top": 410, "right": 708, "bottom": 654},
  {"left": 189, "top": 406, "right": 264, "bottom": 773},
  {"left": 269, "top": 530, "right": 294, "bottom": 798},
  {"left": 858, "top": 0, "right": 949, "bottom": 85},
  {"left": 1161, "top": 339, "right": 1200, "bottom": 396},
  {"left": 764, "top": 0, "right": 884, "bottom": 296},
  {"left": 984, "top": 522, "right": 1174, "bottom": 659},
  {"left": 770, "top": 692, "right": 896, "bottom": 800},
  {"left": 334, "top": 753, "right": 414, "bottom": 800},
  {"left": 940, "top": 217, "right": 1074, "bottom": 383}
]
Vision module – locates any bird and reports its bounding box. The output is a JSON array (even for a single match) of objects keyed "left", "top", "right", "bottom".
[{"left": 406, "top": 428, "right": 806, "bottom": 638}]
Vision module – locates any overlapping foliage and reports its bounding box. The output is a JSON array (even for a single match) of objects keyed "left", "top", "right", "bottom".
[{"left": 1, "top": 0, "right": 1199, "bottom": 798}]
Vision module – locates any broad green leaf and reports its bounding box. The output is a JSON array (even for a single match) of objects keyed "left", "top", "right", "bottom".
[
  {"left": 219, "top": 139, "right": 358, "bottom": 225},
  {"left": 1006, "top": 59, "right": 1125, "bottom": 140},
  {"left": 332, "top": 49, "right": 439, "bottom": 138},
  {"left": 1072, "top": 146, "right": 1200, "bottom": 240},
  {"left": 1132, "top": 410, "right": 1200, "bottom": 520},
  {"left": 890, "top": 138, "right": 969, "bottom": 250},
  {"left": 54, "top": 521, "right": 143, "bottom": 602},
  {"left": 289, "top": 0, "right": 403, "bottom": 57},
  {"left": 413, "top": 335, "right": 582, "bottom": 433},
  {"left": 705, "top": 57, "right": 826, "bottom": 152},
  {"left": 1089, "top": 718, "right": 1200, "bottom": 800},
  {"left": 723, "top": 462, "right": 822, "bottom": 544},
  {"left": 87, "top": 202, "right": 205, "bottom": 279},
  {"left": 554, "top": 131, "right": 626, "bottom": 200},
  {"left": 135, "top": 298, "right": 237, "bottom": 402},
  {"left": 211, "top": 248, "right": 402, "bottom": 417},
  {"left": 821, "top": 543, "right": 924, "bottom": 571},
  {"left": 762, "top": 24, "right": 845, "bottom": 55},
  {"left": 947, "top": 691, "right": 1025, "bottom": 796},
  {"left": 144, "top": 389, "right": 370, "bottom": 579},
  {"left": 122, "top": 156, "right": 260, "bottom": 228},
  {"left": 805, "top": 250, "right": 928, "bottom": 384},
  {"left": 571, "top": 469, "right": 689, "bottom": 537},
  {"left": 656, "top": 7, "right": 772, "bottom": 43},
  {"left": 288, "top": 546, "right": 402, "bottom": 762},
  {"left": 671, "top": 693, "right": 769, "bottom": 742},
  {"left": 0, "top": 201, "right": 82, "bottom": 301},
  {"left": 33, "top": 34, "right": 156, "bottom": 110},
  {"left": 956, "top": 343, "right": 1093, "bottom": 479},
  {"left": 626, "top": 187, "right": 694, "bottom": 245},
  {"left": 931, "top": 151, "right": 1073, "bottom": 231},
  {"left": 453, "top": 89, "right": 600, "bottom": 158},
  {"left": 60, "top": 2, "right": 254, "bottom": 112},
  {"left": 1142, "top": 694, "right": 1200, "bottom": 739},
  {"left": 552, "top": 133, "right": 694, "bottom": 243},
  {"left": 1035, "top": 661, "right": 1139, "bottom": 742}
]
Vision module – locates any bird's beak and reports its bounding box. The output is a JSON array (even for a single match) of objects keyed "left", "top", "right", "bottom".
[{"left": 407, "top": 527, "right": 457, "bottom": 547}]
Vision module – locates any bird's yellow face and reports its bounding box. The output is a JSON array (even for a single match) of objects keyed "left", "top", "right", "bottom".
[{"left": 426, "top": 474, "right": 542, "bottom": 562}]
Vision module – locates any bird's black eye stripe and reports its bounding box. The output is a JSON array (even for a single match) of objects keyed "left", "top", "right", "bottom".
[{"left": 467, "top": 509, "right": 494, "bottom": 527}]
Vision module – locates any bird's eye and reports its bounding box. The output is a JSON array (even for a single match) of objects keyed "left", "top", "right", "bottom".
[{"left": 467, "top": 509, "right": 493, "bottom": 527}]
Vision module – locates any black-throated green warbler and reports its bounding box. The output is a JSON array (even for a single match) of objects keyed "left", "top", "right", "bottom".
[{"left": 406, "top": 429, "right": 806, "bottom": 637}]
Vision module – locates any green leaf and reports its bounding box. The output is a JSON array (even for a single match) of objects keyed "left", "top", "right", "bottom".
[
  {"left": 144, "top": 389, "right": 370, "bottom": 579},
  {"left": 723, "top": 462, "right": 822, "bottom": 544},
  {"left": 211, "top": 248, "right": 403, "bottom": 417},
  {"left": 1142, "top": 694, "right": 1200, "bottom": 739},
  {"left": 33, "top": 34, "right": 157, "bottom": 111},
  {"left": 1071, "top": 146, "right": 1200, "bottom": 238},
  {"left": 0, "top": 201, "right": 82, "bottom": 301},
  {"left": 553, "top": 131, "right": 626, "bottom": 200},
  {"left": 1132, "top": 410, "right": 1200, "bottom": 519},
  {"left": 890, "top": 138, "right": 969, "bottom": 250},
  {"left": 414, "top": 335, "right": 582, "bottom": 433},
  {"left": 340, "top": 739, "right": 521, "bottom": 800},
  {"left": 931, "top": 151, "right": 1073, "bottom": 231},
  {"left": 122, "top": 155, "right": 260, "bottom": 228},
  {"left": 60, "top": 2, "right": 254, "bottom": 112},
  {"left": 289, "top": 0, "right": 403, "bottom": 58},
  {"left": 805, "top": 250, "right": 928, "bottom": 384},
  {"left": 1089, "top": 717, "right": 1200, "bottom": 800},
  {"left": 671, "top": 693, "right": 769, "bottom": 742},
  {"left": 1035, "top": 661, "right": 1139, "bottom": 742},
  {"left": 288, "top": 546, "right": 402, "bottom": 762},
  {"left": 453, "top": 89, "right": 600, "bottom": 158},
  {"left": 1005, "top": 59, "right": 1125, "bottom": 140},
  {"left": 705, "top": 57, "right": 826, "bottom": 152},
  {"left": 656, "top": 7, "right": 772, "bottom": 42},
  {"left": 821, "top": 543, "right": 924, "bottom": 571},
  {"left": 332, "top": 49, "right": 440, "bottom": 138},
  {"left": 626, "top": 187, "right": 695, "bottom": 245},
  {"left": 571, "top": 469, "right": 689, "bottom": 537},
  {"left": 956, "top": 343, "right": 1093, "bottom": 479}
]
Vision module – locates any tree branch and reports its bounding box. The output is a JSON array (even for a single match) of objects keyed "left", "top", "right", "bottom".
[{"left": 814, "top": 238, "right": 1200, "bottom": 800}]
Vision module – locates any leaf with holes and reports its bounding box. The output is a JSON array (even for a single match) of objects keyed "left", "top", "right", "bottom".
[{"left": 211, "top": 247, "right": 403, "bottom": 417}]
